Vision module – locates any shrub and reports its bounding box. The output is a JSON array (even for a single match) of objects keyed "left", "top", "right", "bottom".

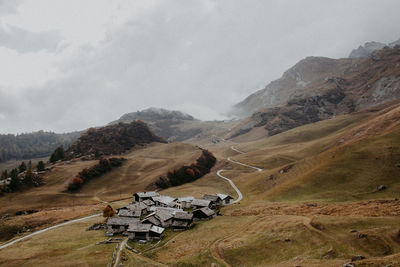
[
  {"left": 36, "top": 161, "right": 45, "bottom": 172},
  {"left": 50, "top": 146, "right": 65, "bottom": 163},
  {"left": 67, "top": 177, "right": 83, "bottom": 191},
  {"left": 103, "top": 205, "right": 114, "bottom": 218},
  {"left": 68, "top": 157, "right": 126, "bottom": 192},
  {"left": 155, "top": 149, "right": 216, "bottom": 189}
]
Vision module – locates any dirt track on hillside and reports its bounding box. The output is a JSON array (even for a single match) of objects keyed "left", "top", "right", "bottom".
[{"left": 224, "top": 199, "right": 400, "bottom": 217}]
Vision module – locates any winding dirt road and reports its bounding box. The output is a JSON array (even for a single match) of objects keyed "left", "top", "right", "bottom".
[
  {"left": 216, "top": 139, "right": 263, "bottom": 204},
  {"left": 113, "top": 238, "right": 127, "bottom": 267},
  {"left": 217, "top": 169, "right": 243, "bottom": 204},
  {"left": 0, "top": 213, "right": 101, "bottom": 250}
]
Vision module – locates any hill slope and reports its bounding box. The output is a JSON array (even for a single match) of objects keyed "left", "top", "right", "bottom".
[
  {"left": 65, "top": 120, "right": 165, "bottom": 159},
  {"left": 0, "top": 131, "right": 80, "bottom": 163}
]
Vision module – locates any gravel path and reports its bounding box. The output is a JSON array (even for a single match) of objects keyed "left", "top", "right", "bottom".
[
  {"left": 0, "top": 214, "right": 101, "bottom": 250},
  {"left": 216, "top": 140, "right": 263, "bottom": 204}
]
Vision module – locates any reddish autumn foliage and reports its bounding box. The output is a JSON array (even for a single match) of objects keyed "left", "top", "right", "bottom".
[
  {"left": 99, "top": 157, "right": 110, "bottom": 167},
  {"left": 103, "top": 205, "right": 115, "bottom": 218},
  {"left": 156, "top": 149, "right": 216, "bottom": 189},
  {"left": 72, "top": 177, "right": 83, "bottom": 184},
  {"left": 67, "top": 177, "right": 84, "bottom": 191},
  {"left": 186, "top": 168, "right": 195, "bottom": 177},
  {"left": 68, "top": 157, "right": 126, "bottom": 192},
  {"left": 80, "top": 168, "right": 89, "bottom": 176}
]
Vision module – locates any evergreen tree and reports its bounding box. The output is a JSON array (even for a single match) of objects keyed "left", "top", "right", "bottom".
[
  {"left": 18, "top": 161, "right": 27, "bottom": 173},
  {"left": 24, "top": 168, "right": 33, "bottom": 185},
  {"left": 36, "top": 161, "right": 45, "bottom": 172},
  {"left": 1, "top": 170, "right": 8, "bottom": 180},
  {"left": 27, "top": 160, "right": 32, "bottom": 170},
  {"left": 50, "top": 146, "right": 65, "bottom": 163},
  {"left": 8, "top": 168, "right": 20, "bottom": 192}
]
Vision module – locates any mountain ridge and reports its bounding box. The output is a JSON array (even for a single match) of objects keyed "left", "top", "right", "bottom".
[{"left": 229, "top": 44, "right": 400, "bottom": 138}]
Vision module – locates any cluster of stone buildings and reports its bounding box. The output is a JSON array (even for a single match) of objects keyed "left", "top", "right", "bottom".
[{"left": 106, "top": 191, "right": 233, "bottom": 242}]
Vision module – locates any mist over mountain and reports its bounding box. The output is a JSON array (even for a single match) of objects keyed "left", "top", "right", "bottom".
[
  {"left": 229, "top": 42, "right": 400, "bottom": 138},
  {"left": 349, "top": 37, "right": 400, "bottom": 58},
  {"left": 0, "top": 131, "right": 80, "bottom": 163}
]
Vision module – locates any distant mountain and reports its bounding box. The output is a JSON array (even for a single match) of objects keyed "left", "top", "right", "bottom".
[
  {"left": 232, "top": 56, "right": 354, "bottom": 118},
  {"left": 348, "top": 41, "right": 387, "bottom": 58},
  {"left": 110, "top": 108, "right": 204, "bottom": 142},
  {"left": 65, "top": 121, "right": 165, "bottom": 159},
  {"left": 112, "top": 107, "right": 195, "bottom": 123},
  {"left": 229, "top": 45, "right": 400, "bottom": 138},
  {"left": 0, "top": 131, "right": 80, "bottom": 163},
  {"left": 349, "top": 38, "right": 400, "bottom": 58}
]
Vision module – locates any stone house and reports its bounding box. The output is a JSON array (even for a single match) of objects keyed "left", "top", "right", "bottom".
[
  {"left": 202, "top": 194, "right": 222, "bottom": 208},
  {"left": 117, "top": 209, "right": 141, "bottom": 218},
  {"left": 191, "top": 198, "right": 212, "bottom": 210},
  {"left": 142, "top": 209, "right": 174, "bottom": 228},
  {"left": 127, "top": 223, "right": 152, "bottom": 241},
  {"left": 133, "top": 191, "right": 159, "bottom": 202},
  {"left": 106, "top": 217, "right": 139, "bottom": 234},
  {"left": 152, "top": 195, "right": 176, "bottom": 208},
  {"left": 217, "top": 193, "right": 233, "bottom": 205},
  {"left": 193, "top": 207, "right": 215, "bottom": 220},
  {"left": 175, "top": 196, "right": 194, "bottom": 209},
  {"left": 149, "top": 225, "right": 165, "bottom": 240},
  {"left": 172, "top": 211, "right": 194, "bottom": 231}
]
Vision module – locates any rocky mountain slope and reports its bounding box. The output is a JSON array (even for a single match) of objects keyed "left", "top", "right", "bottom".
[
  {"left": 229, "top": 44, "right": 400, "bottom": 137},
  {"left": 349, "top": 41, "right": 387, "bottom": 58},
  {"left": 349, "top": 38, "right": 400, "bottom": 58}
]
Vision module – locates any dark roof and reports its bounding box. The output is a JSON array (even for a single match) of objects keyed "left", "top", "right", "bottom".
[
  {"left": 152, "top": 195, "right": 176, "bottom": 206},
  {"left": 177, "top": 196, "right": 194, "bottom": 202},
  {"left": 118, "top": 209, "right": 141, "bottom": 217},
  {"left": 200, "top": 207, "right": 215, "bottom": 216},
  {"left": 191, "top": 199, "right": 211, "bottom": 207},
  {"left": 217, "top": 193, "right": 233, "bottom": 200},
  {"left": 149, "top": 206, "right": 183, "bottom": 213},
  {"left": 142, "top": 216, "right": 161, "bottom": 226},
  {"left": 172, "top": 220, "right": 190, "bottom": 227},
  {"left": 134, "top": 191, "right": 159, "bottom": 198},
  {"left": 127, "top": 222, "right": 152, "bottom": 232},
  {"left": 150, "top": 225, "right": 165, "bottom": 234},
  {"left": 127, "top": 202, "right": 147, "bottom": 211},
  {"left": 202, "top": 194, "right": 221, "bottom": 202},
  {"left": 155, "top": 210, "right": 174, "bottom": 222},
  {"left": 193, "top": 207, "right": 215, "bottom": 217},
  {"left": 107, "top": 217, "right": 139, "bottom": 226},
  {"left": 174, "top": 211, "right": 193, "bottom": 220},
  {"left": 142, "top": 199, "right": 155, "bottom": 206}
]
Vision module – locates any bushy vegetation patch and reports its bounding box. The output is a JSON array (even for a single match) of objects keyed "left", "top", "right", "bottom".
[
  {"left": 64, "top": 121, "right": 165, "bottom": 160},
  {"left": 155, "top": 149, "right": 216, "bottom": 189},
  {"left": 68, "top": 157, "right": 126, "bottom": 191}
]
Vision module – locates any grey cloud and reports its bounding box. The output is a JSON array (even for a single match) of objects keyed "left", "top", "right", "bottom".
[
  {"left": 0, "top": 24, "right": 63, "bottom": 53},
  {"left": 0, "top": 0, "right": 22, "bottom": 16},
  {"left": 2, "top": 0, "right": 400, "bottom": 133}
]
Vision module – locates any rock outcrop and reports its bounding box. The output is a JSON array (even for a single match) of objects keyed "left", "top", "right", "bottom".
[{"left": 230, "top": 45, "right": 400, "bottom": 138}]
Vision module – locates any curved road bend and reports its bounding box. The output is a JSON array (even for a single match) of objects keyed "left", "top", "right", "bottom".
[
  {"left": 0, "top": 214, "right": 101, "bottom": 250},
  {"left": 216, "top": 141, "right": 263, "bottom": 204},
  {"left": 217, "top": 170, "right": 243, "bottom": 204}
]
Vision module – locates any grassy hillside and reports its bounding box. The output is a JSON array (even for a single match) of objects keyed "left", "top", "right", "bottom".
[
  {"left": 0, "top": 142, "right": 203, "bottom": 216},
  {"left": 1, "top": 101, "right": 400, "bottom": 266}
]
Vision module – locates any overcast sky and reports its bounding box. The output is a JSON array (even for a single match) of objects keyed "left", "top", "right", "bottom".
[{"left": 0, "top": 0, "right": 399, "bottom": 134}]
